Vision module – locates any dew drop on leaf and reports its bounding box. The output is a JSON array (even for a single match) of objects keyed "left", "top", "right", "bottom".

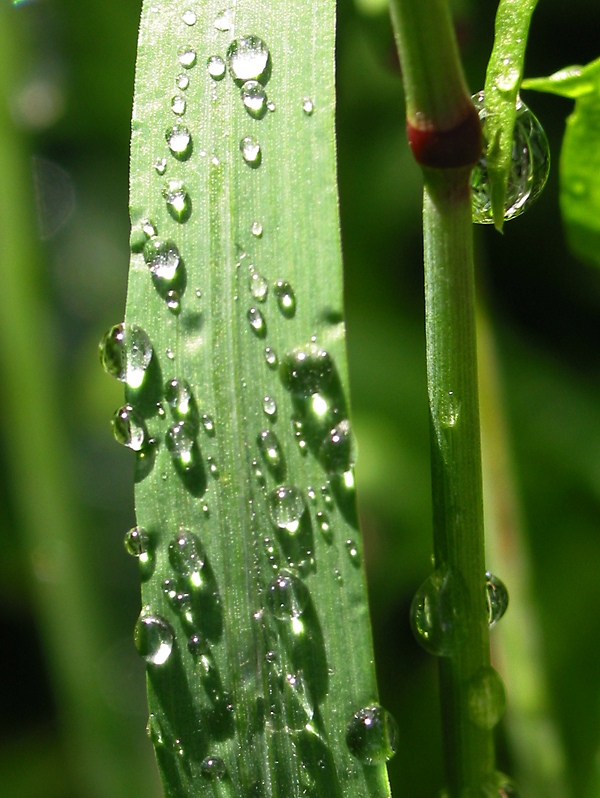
[
  {"left": 207, "top": 54, "right": 226, "bottom": 80},
  {"left": 346, "top": 704, "right": 398, "bottom": 765},
  {"left": 99, "top": 323, "right": 153, "bottom": 389},
  {"left": 280, "top": 344, "right": 334, "bottom": 398},
  {"left": 258, "top": 429, "right": 284, "bottom": 472},
  {"left": 274, "top": 280, "right": 296, "bottom": 318},
  {"left": 124, "top": 526, "right": 150, "bottom": 558},
  {"left": 345, "top": 538, "right": 361, "bottom": 567},
  {"left": 166, "top": 125, "right": 193, "bottom": 160},
  {"left": 471, "top": 91, "right": 550, "bottom": 224},
  {"left": 262, "top": 395, "right": 277, "bottom": 417},
  {"left": 170, "top": 95, "right": 186, "bottom": 116},
  {"left": 176, "top": 73, "right": 189, "bottom": 91},
  {"left": 178, "top": 46, "right": 197, "bottom": 68},
  {"left": 302, "top": 98, "right": 314, "bottom": 116},
  {"left": 164, "top": 179, "right": 192, "bottom": 222},
  {"left": 112, "top": 405, "right": 147, "bottom": 451},
  {"left": 200, "top": 756, "right": 227, "bottom": 781},
  {"left": 247, "top": 306, "right": 266, "bottom": 336},
  {"left": 266, "top": 568, "right": 308, "bottom": 620},
  {"left": 182, "top": 8, "right": 196, "bottom": 25},
  {"left": 410, "top": 568, "right": 466, "bottom": 656},
  {"left": 166, "top": 290, "right": 181, "bottom": 314},
  {"left": 134, "top": 614, "right": 174, "bottom": 665},
  {"left": 227, "top": 35, "right": 270, "bottom": 83},
  {"left": 264, "top": 346, "right": 278, "bottom": 369},
  {"left": 319, "top": 419, "right": 354, "bottom": 474},
  {"left": 143, "top": 238, "right": 181, "bottom": 281},
  {"left": 251, "top": 220, "right": 263, "bottom": 237},
  {"left": 486, "top": 571, "right": 509, "bottom": 628},
  {"left": 267, "top": 485, "right": 306, "bottom": 533},
  {"left": 241, "top": 80, "right": 267, "bottom": 118},
  {"left": 154, "top": 157, "right": 167, "bottom": 175},
  {"left": 166, "top": 421, "right": 195, "bottom": 468},
  {"left": 467, "top": 666, "right": 507, "bottom": 730},
  {"left": 169, "top": 529, "right": 206, "bottom": 587},
  {"left": 240, "top": 136, "right": 262, "bottom": 167},
  {"left": 249, "top": 271, "right": 269, "bottom": 301}
]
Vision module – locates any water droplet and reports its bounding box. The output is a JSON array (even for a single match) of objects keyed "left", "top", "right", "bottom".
[
  {"left": 227, "top": 36, "right": 270, "bottom": 83},
  {"left": 249, "top": 271, "right": 269, "bottom": 301},
  {"left": 258, "top": 429, "right": 284, "bottom": 472},
  {"left": 163, "top": 179, "right": 192, "bottom": 222},
  {"left": 166, "top": 421, "right": 195, "bottom": 468},
  {"left": 112, "top": 405, "right": 147, "bottom": 451},
  {"left": 178, "top": 46, "right": 197, "bottom": 68},
  {"left": 182, "top": 8, "right": 196, "bottom": 25},
  {"left": 99, "top": 323, "right": 153, "bottom": 389},
  {"left": 496, "top": 59, "right": 520, "bottom": 94},
  {"left": 321, "top": 484, "right": 333, "bottom": 505},
  {"left": 213, "top": 7, "right": 233, "bottom": 31},
  {"left": 241, "top": 80, "right": 267, "bottom": 118},
  {"left": 200, "top": 756, "right": 227, "bottom": 781},
  {"left": 247, "top": 306, "right": 266, "bottom": 337},
  {"left": 266, "top": 568, "right": 308, "bottom": 620},
  {"left": 274, "top": 280, "right": 296, "bottom": 318},
  {"left": 345, "top": 539, "right": 361, "bottom": 566},
  {"left": 346, "top": 704, "right": 398, "bottom": 765},
  {"left": 486, "top": 571, "right": 509, "bottom": 628},
  {"left": 251, "top": 220, "right": 263, "bottom": 237},
  {"left": 166, "top": 290, "right": 181, "bottom": 314},
  {"left": 207, "top": 54, "right": 226, "bottom": 80},
  {"left": 176, "top": 73, "right": 190, "bottom": 91},
  {"left": 187, "top": 633, "right": 203, "bottom": 656},
  {"left": 143, "top": 238, "right": 181, "bottom": 281},
  {"left": 124, "top": 526, "right": 150, "bottom": 559},
  {"left": 410, "top": 569, "right": 466, "bottom": 656},
  {"left": 154, "top": 157, "right": 167, "bottom": 175},
  {"left": 302, "top": 98, "right": 314, "bottom": 115},
  {"left": 268, "top": 485, "right": 306, "bottom": 534},
  {"left": 319, "top": 419, "right": 354, "bottom": 473},
  {"left": 166, "top": 347, "right": 175, "bottom": 360},
  {"left": 467, "top": 667, "right": 507, "bottom": 729},
  {"left": 280, "top": 344, "right": 334, "bottom": 398},
  {"left": 170, "top": 95, "right": 186, "bottom": 116},
  {"left": 207, "top": 456, "right": 219, "bottom": 477},
  {"left": 169, "top": 529, "right": 206, "bottom": 587},
  {"left": 240, "top": 136, "right": 261, "bottom": 167},
  {"left": 264, "top": 346, "right": 278, "bottom": 369},
  {"left": 252, "top": 459, "right": 266, "bottom": 487},
  {"left": 262, "top": 395, "right": 277, "bottom": 417},
  {"left": 471, "top": 92, "right": 550, "bottom": 224},
  {"left": 134, "top": 614, "right": 174, "bottom": 665},
  {"left": 316, "top": 511, "right": 332, "bottom": 542},
  {"left": 166, "top": 125, "right": 193, "bottom": 160}
]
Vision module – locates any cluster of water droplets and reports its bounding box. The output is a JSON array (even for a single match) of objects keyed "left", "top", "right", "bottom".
[{"left": 471, "top": 91, "right": 550, "bottom": 224}]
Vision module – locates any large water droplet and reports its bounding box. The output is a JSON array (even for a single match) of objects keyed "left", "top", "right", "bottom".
[
  {"left": 247, "top": 306, "right": 266, "bottom": 337},
  {"left": 471, "top": 92, "right": 550, "bottom": 224},
  {"left": 200, "top": 756, "right": 227, "bottom": 781},
  {"left": 251, "top": 220, "right": 263, "bottom": 237},
  {"left": 345, "top": 539, "right": 361, "bottom": 567},
  {"left": 264, "top": 346, "right": 278, "bottom": 369},
  {"left": 280, "top": 344, "right": 334, "bottom": 398},
  {"left": 164, "top": 378, "right": 196, "bottom": 423},
  {"left": 249, "top": 271, "right": 269, "bottom": 301},
  {"left": 124, "top": 526, "right": 150, "bottom": 559},
  {"left": 467, "top": 666, "right": 507, "bottom": 729},
  {"left": 240, "top": 136, "right": 261, "bottom": 167},
  {"left": 241, "top": 80, "right": 267, "bottom": 118},
  {"left": 207, "top": 54, "right": 226, "bottom": 80},
  {"left": 262, "top": 395, "right": 277, "bottom": 417},
  {"left": 170, "top": 95, "right": 186, "bottom": 116},
  {"left": 410, "top": 568, "right": 466, "bottom": 656},
  {"left": 227, "top": 36, "right": 270, "bottom": 83},
  {"left": 266, "top": 568, "right": 308, "bottom": 620},
  {"left": 274, "top": 280, "right": 296, "bottom": 318},
  {"left": 258, "top": 429, "right": 284, "bottom": 473},
  {"left": 164, "top": 179, "right": 192, "bottom": 222},
  {"left": 112, "top": 405, "right": 147, "bottom": 451},
  {"left": 143, "top": 238, "right": 181, "bottom": 281},
  {"left": 346, "top": 705, "right": 398, "bottom": 765},
  {"left": 178, "top": 46, "right": 197, "bottom": 68},
  {"left": 166, "top": 125, "right": 193, "bottom": 160},
  {"left": 486, "top": 571, "right": 509, "bottom": 628},
  {"left": 166, "top": 421, "right": 195, "bottom": 468},
  {"left": 169, "top": 529, "right": 206, "bottom": 587},
  {"left": 319, "top": 419, "right": 354, "bottom": 473},
  {"left": 99, "top": 323, "right": 153, "bottom": 389},
  {"left": 134, "top": 614, "right": 174, "bottom": 665},
  {"left": 213, "top": 7, "right": 234, "bottom": 31},
  {"left": 268, "top": 485, "right": 306, "bottom": 534}
]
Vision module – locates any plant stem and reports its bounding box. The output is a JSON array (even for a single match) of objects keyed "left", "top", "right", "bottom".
[{"left": 424, "top": 169, "right": 494, "bottom": 794}]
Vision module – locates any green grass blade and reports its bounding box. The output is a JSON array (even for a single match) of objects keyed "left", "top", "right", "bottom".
[{"left": 121, "top": 1, "right": 395, "bottom": 795}]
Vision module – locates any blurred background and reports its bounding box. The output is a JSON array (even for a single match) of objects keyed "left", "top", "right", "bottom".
[{"left": 1, "top": 0, "right": 599, "bottom": 796}]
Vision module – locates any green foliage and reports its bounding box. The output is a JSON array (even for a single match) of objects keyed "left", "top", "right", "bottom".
[{"left": 523, "top": 57, "right": 600, "bottom": 266}]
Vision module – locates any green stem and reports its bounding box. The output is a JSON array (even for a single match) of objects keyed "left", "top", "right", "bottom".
[{"left": 424, "top": 170, "right": 494, "bottom": 794}]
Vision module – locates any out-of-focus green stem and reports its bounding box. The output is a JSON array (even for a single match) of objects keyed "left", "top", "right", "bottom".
[{"left": 0, "top": 6, "right": 157, "bottom": 797}]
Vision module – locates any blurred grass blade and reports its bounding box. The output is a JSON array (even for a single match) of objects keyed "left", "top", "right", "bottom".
[
  {"left": 483, "top": 0, "right": 540, "bottom": 230},
  {"left": 124, "top": 1, "right": 395, "bottom": 796},
  {"left": 523, "top": 57, "right": 600, "bottom": 266}
]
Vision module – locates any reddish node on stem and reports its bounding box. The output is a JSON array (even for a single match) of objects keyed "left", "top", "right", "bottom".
[{"left": 407, "top": 105, "right": 482, "bottom": 169}]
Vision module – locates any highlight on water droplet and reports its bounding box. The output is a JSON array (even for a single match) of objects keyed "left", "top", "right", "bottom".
[
  {"left": 169, "top": 529, "right": 206, "bottom": 588},
  {"left": 241, "top": 80, "right": 267, "bottom": 118},
  {"left": 166, "top": 125, "right": 193, "bottom": 160},
  {"left": 163, "top": 179, "right": 192, "bottom": 222},
  {"left": 280, "top": 343, "right": 334, "bottom": 398},
  {"left": 266, "top": 568, "right": 308, "bottom": 620},
  {"left": 467, "top": 666, "right": 507, "bottom": 730},
  {"left": 227, "top": 35, "right": 270, "bottom": 83},
  {"left": 207, "top": 54, "right": 226, "bottom": 80},
  {"left": 247, "top": 306, "right": 266, "bottom": 337},
  {"left": 143, "top": 238, "right": 181, "bottom": 281},
  {"left": 268, "top": 485, "right": 306, "bottom": 534},
  {"left": 486, "top": 571, "right": 509, "bottom": 628},
  {"left": 240, "top": 136, "right": 261, "bottom": 167},
  {"left": 410, "top": 568, "right": 466, "bottom": 656},
  {"left": 178, "top": 46, "right": 197, "bottom": 68},
  {"left": 124, "top": 526, "right": 151, "bottom": 560},
  {"left": 274, "top": 280, "right": 296, "bottom": 318},
  {"left": 134, "top": 613, "right": 174, "bottom": 665},
  {"left": 346, "top": 704, "right": 398, "bottom": 765},
  {"left": 99, "top": 323, "right": 153, "bottom": 389},
  {"left": 200, "top": 755, "right": 227, "bottom": 781},
  {"left": 112, "top": 405, "right": 147, "bottom": 451},
  {"left": 471, "top": 91, "right": 550, "bottom": 224}
]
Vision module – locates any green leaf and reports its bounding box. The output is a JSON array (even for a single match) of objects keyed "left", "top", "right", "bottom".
[
  {"left": 483, "top": 0, "right": 540, "bottom": 230},
  {"left": 122, "top": 1, "right": 394, "bottom": 796},
  {"left": 523, "top": 57, "right": 600, "bottom": 267}
]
